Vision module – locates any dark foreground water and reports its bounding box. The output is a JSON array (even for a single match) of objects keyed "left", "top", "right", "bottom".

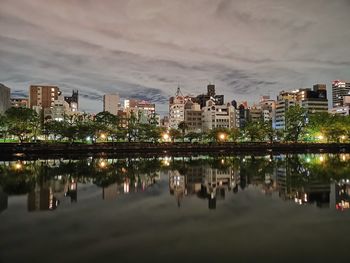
[{"left": 1, "top": 154, "right": 350, "bottom": 262}]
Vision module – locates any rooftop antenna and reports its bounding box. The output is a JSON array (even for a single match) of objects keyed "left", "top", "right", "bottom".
[{"left": 175, "top": 84, "right": 183, "bottom": 97}]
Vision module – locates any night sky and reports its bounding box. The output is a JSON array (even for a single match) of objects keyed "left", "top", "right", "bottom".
[{"left": 1, "top": 0, "right": 350, "bottom": 114}]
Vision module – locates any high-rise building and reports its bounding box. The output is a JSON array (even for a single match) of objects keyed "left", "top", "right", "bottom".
[
  {"left": 332, "top": 80, "right": 350, "bottom": 107},
  {"left": 64, "top": 90, "right": 79, "bottom": 112},
  {"left": 103, "top": 93, "right": 120, "bottom": 115},
  {"left": 0, "top": 83, "right": 11, "bottom": 114},
  {"left": 275, "top": 90, "right": 298, "bottom": 130},
  {"left": 29, "top": 85, "right": 59, "bottom": 109}
]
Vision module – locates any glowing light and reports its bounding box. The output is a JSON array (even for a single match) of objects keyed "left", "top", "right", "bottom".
[
  {"left": 14, "top": 163, "right": 22, "bottom": 170},
  {"left": 318, "top": 135, "right": 324, "bottom": 140},
  {"left": 319, "top": 156, "right": 324, "bottom": 163},
  {"left": 162, "top": 133, "right": 170, "bottom": 141},
  {"left": 99, "top": 160, "right": 107, "bottom": 168},
  {"left": 100, "top": 133, "right": 106, "bottom": 139},
  {"left": 218, "top": 133, "right": 227, "bottom": 141}
]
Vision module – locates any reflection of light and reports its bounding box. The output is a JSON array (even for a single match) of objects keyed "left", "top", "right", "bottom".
[
  {"left": 163, "top": 157, "right": 171, "bottom": 166},
  {"left": 221, "top": 159, "right": 225, "bottom": 164},
  {"left": 306, "top": 157, "right": 311, "bottom": 163}
]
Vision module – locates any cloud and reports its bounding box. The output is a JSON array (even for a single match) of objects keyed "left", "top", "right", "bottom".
[{"left": 0, "top": 0, "right": 349, "bottom": 113}]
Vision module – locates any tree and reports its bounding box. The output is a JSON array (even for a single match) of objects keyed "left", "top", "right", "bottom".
[
  {"left": 185, "top": 132, "right": 202, "bottom": 143},
  {"left": 178, "top": 121, "right": 188, "bottom": 142},
  {"left": 285, "top": 105, "right": 307, "bottom": 142},
  {"left": 5, "top": 108, "right": 40, "bottom": 143},
  {"left": 0, "top": 114, "right": 9, "bottom": 142},
  {"left": 243, "top": 121, "right": 265, "bottom": 142},
  {"left": 169, "top": 128, "right": 181, "bottom": 143}
]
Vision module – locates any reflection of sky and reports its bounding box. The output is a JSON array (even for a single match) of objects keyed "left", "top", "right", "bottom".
[{"left": 1, "top": 174, "right": 350, "bottom": 262}]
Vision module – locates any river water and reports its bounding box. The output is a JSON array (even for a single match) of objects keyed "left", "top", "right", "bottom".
[{"left": 1, "top": 153, "right": 350, "bottom": 262}]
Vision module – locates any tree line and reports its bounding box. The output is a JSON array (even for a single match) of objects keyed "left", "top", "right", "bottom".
[{"left": 0, "top": 105, "right": 349, "bottom": 143}]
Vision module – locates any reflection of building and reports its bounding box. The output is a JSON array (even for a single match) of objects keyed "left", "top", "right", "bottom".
[
  {"left": 169, "top": 170, "right": 186, "bottom": 207},
  {"left": 28, "top": 184, "right": 59, "bottom": 211},
  {"left": 103, "top": 183, "right": 119, "bottom": 200},
  {"left": 334, "top": 180, "right": 350, "bottom": 211},
  {"left": 65, "top": 179, "right": 77, "bottom": 202},
  {"left": 200, "top": 165, "right": 236, "bottom": 209},
  {"left": 0, "top": 186, "right": 8, "bottom": 213}
]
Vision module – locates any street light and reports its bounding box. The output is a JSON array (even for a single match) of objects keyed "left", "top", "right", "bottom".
[
  {"left": 218, "top": 133, "right": 227, "bottom": 142},
  {"left": 162, "top": 133, "right": 170, "bottom": 142},
  {"left": 100, "top": 133, "right": 106, "bottom": 140},
  {"left": 14, "top": 162, "right": 22, "bottom": 170}
]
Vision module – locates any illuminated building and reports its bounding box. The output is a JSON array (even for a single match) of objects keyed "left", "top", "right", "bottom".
[
  {"left": 169, "top": 86, "right": 193, "bottom": 129},
  {"left": 275, "top": 90, "right": 298, "bottom": 130},
  {"left": 332, "top": 80, "right": 350, "bottom": 107},
  {"left": 29, "top": 85, "right": 60, "bottom": 109},
  {"left": 0, "top": 83, "right": 11, "bottom": 114}
]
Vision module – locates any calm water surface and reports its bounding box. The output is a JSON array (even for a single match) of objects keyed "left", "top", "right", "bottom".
[{"left": 1, "top": 154, "right": 350, "bottom": 262}]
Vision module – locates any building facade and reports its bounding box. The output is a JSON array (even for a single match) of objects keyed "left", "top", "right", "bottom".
[
  {"left": 0, "top": 84, "right": 11, "bottom": 114},
  {"left": 29, "top": 85, "right": 59, "bottom": 109},
  {"left": 202, "top": 100, "right": 235, "bottom": 132},
  {"left": 103, "top": 93, "right": 120, "bottom": 115},
  {"left": 332, "top": 80, "right": 350, "bottom": 107}
]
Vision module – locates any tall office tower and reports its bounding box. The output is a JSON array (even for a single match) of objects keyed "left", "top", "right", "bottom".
[
  {"left": 64, "top": 90, "right": 79, "bottom": 112},
  {"left": 29, "top": 85, "right": 59, "bottom": 109},
  {"left": 332, "top": 80, "right": 350, "bottom": 107},
  {"left": 275, "top": 91, "right": 298, "bottom": 130},
  {"left": 103, "top": 93, "right": 120, "bottom": 115},
  {"left": 0, "top": 83, "right": 11, "bottom": 114}
]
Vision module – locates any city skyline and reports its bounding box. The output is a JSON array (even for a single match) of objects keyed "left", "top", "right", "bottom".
[{"left": 1, "top": 0, "right": 350, "bottom": 114}]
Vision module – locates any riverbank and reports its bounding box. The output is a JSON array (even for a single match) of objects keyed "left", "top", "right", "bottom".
[{"left": 0, "top": 142, "right": 349, "bottom": 160}]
